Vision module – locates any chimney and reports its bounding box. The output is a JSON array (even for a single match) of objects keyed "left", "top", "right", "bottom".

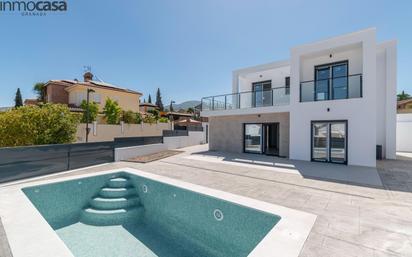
[{"left": 83, "top": 72, "right": 93, "bottom": 82}]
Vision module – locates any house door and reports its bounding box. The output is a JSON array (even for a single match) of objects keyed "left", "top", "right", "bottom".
[
  {"left": 263, "top": 123, "right": 279, "bottom": 156},
  {"left": 311, "top": 121, "right": 347, "bottom": 164}
]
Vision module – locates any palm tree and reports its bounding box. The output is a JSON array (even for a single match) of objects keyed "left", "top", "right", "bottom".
[
  {"left": 33, "top": 82, "right": 46, "bottom": 102},
  {"left": 397, "top": 90, "right": 411, "bottom": 101}
]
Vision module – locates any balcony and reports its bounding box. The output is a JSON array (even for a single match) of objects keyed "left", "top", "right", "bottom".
[
  {"left": 300, "top": 74, "right": 362, "bottom": 102},
  {"left": 201, "top": 87, "right": 290, "bottom": 111}
]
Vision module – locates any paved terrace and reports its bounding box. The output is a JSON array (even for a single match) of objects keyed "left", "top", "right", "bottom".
[{"left": 2, "top": 145, "right": 412, "bottom": 257}]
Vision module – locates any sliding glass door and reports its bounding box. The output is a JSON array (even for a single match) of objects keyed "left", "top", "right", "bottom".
[
  {"left": 244, "top": 124, "right": 263, "bottom": 153},
  {"left": 311, "top": 121, "right": 347, "bottom": 164}
]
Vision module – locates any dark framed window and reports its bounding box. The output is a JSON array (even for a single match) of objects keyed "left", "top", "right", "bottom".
[
  {"left": 285, "top": 76, "right": 290, "bottom": 95},
  {"left": 314, "top": 60, "right": 348, "bottom": 101},
  {"left": 252, "top": 80, "right": 272, "bottom": 107}
]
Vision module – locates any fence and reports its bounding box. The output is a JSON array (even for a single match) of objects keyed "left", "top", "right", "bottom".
[
  {"left": 175, "top": 125, "right": 204, "bottom": 131},
  {"left": 0, "top": 141, "right": 114, "bottom": 184},
  {"left": 114, "top": 136, "right": 163, "bottom": 148},
  {"left": 163, "top": 130, "right": 189, "bottom": 137},
  {"left": 0, "top": 128, "right": 205, "bottom": 184}
]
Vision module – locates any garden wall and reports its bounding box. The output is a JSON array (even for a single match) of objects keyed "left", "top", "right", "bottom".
[
  {"left": 76, "top": 122, "right": 171, "bottom": 143},
  {"left": 115, "top": 131, "right": 205, "bottom": 161}
]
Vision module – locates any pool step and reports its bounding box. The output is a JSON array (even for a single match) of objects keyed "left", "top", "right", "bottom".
[
  {"left": 80, "top": 206, "right": 144, "bottom": 226},
  {"left": 99, "top": 187, "right": 136, "bottom": 198},
  {"left": 90, "top": 196, "right": 140, "bottom": 210},
  {"left": 79, "top": 175, "right": 143, "bottom": 226},
  {"left": 107, "top": 177, "right": 130, "bottom": 188}
]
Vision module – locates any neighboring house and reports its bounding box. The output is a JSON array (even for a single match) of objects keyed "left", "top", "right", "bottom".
[
  {"left": 139, "top": 102, "right": 159, "bottom": 113},
  {"left": 201, "top": 28, "right": 397, "bottom": 168},
  {"left": 44, "top": 72, "right": 142, "bottom": 112},
  {"left": 397, "top": 98, "right": 412, "bottom": 113},
  {"left": 165, "top": 112, "right": 193, "bottom": 121},
  {"left": 24, "top": 99, "right": 39, "bottom": 106}
]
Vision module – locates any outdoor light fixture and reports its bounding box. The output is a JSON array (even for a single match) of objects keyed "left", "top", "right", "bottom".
[{"left": 85, "top": 88, "right": 95, "bottom": 143}]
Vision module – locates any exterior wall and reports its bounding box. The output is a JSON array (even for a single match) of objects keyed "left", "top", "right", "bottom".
[
  {"left": 68, "top": 86, "right": 141, "bottom": 112},
  {"left": 204, "top": 28, "right": 397, "bottom": 168},
  {"left": 76, "top": 122, "right": 171, "bottom": 143},
  {"left": 290, "top": 29, "right": 378, "bottom": 167},
  {"left": 238, "top": 66, "right": 290, "bottom": 93},
  {"left": 397, "top": 114, "right": 412, "bottom": 152},
  {"left": 46, "top": 83, "right": 69, "bottom": 104},
  {"left": 209, "top": 113, "right": 289, "bottom": 157},
  {"left": 300, "top": 46, "right": 363, "bottom": 82},
  {"left": 376, "top": 41, "right": 397, "bottom": 159},
  {"left": 115, "top": 131, "right": 205, "bottom": 161}
]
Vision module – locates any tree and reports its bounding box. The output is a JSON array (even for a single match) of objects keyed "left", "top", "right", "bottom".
[
  {"left": 121, "top": 110, "right": 136, "bottom": 124},
  {"left": 33, "top": 82, "right": 46, "bottom": 102},
  {"left": 80, "top": 100, "right": 99, "bottom": 123},
  {"left": 103, "top": 98, "right": 121, "bottom": 124},
  {"left": 169, "top": 101, "right": 174, "bottom": 112},
  {"left": 147, "top": 109, "right": 160, "bottom": 119},
  {"left": 0, "top": 104, "right": 79, "bottom": 147},
  {"left": 14, "top": 88, "right": 23, "bottom": 108},
  {"left": 398, "top": 90, "right": 411, "bottom": 101},
  {"left": 187, "top": 107, "right": 194, "bottom": 113},
  {"left": 148, "top": 94, "right": 152, "bottom": 103},
  {"left": 155, "top": 88, "right": 164, "bottom": 111},
  {"left": 135, "top": 112, "right": 142, "bottom": 124}
]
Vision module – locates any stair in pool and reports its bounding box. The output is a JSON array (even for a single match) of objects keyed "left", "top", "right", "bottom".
[{"left": 80, "top": 176, "right": 143, "bottom": 226}]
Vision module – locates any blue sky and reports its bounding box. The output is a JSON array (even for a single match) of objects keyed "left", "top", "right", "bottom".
[{"left": 0, "top": 0, "right": 411, "bottom": 107}]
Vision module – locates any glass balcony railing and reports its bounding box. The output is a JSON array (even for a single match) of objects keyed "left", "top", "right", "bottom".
[
  {"left": 300, "top": 74, "right": 362, "bottom": 102},
  {"left": 201, "top": 87, "right": 290, "bottom": 111}
]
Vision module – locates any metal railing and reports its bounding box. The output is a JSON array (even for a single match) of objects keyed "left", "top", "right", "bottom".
[
  {"left": 201, "top": 87, "right": 290, "bottom": 111},
  {"left": 300, "top": 74, "right": 362, "bottom": 102}
]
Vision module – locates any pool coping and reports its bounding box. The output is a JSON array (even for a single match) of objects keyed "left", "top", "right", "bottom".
[{"left": 0, "top": 167, "right": 317, "bottom": 257}]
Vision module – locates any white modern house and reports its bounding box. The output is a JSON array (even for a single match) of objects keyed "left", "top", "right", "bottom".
[{"left": 201, "top": 28, "right": 397, "bottom": 167}]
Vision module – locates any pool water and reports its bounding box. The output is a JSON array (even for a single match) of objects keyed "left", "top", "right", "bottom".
[{"left": 23, "top": 171, "right": 281, "bottom": 257}]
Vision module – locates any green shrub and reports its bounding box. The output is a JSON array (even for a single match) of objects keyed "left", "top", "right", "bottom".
[
  {"left": 0, "top": 104, "right": 79, "bottom": 147},
  {"left": 158, "top": 117, "right": 169, "bottom": 123},
  {"left": 122, "top": 110, "right": 136, "bottom": 124},
  {"left": 135, "top": 112, "right": 142, "bottom": 124},
  {"left": 103, "top": 98, "right": 121, "bottom": 124},
  {"left": 80, "top": 100, "right": 99, "bottom": 123},
  {"left": 143, "top": 113, "right": 157, "bottom": 124},
  {"left": 147, "top": 109, "right": 160, "bottom": 119}
]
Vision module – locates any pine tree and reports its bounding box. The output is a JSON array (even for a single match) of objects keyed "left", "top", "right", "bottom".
[
  {"left": 148, "top": 94, "right": 152, "bottom": 103},
  {"left": 169, "top": 101, "right": 174, "bottom": 112},
  {"left": 155, "top": 88, "right": 164, "bottom": 111},
  {"left": 14, "top": 88, "right": 23, "bottom": 108}
]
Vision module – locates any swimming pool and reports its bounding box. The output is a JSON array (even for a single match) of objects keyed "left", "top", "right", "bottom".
[{"left": 1, "top": 168, "right": 316, "bottom": 257}]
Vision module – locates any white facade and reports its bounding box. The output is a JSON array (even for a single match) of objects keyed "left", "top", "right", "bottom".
[
  {"left": 202, "top": 28, "right": 397, "bottom": 167},
  {"left": 397, "top": 114, "right": 412, "bottom": 152}
]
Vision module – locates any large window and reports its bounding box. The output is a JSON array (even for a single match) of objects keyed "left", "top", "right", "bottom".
[
  {"left": 252, "top": 81, "right": 271, "bottom": 107},
  {"left": 314, "top": 61, "right": 348, "bottom": 101}
]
